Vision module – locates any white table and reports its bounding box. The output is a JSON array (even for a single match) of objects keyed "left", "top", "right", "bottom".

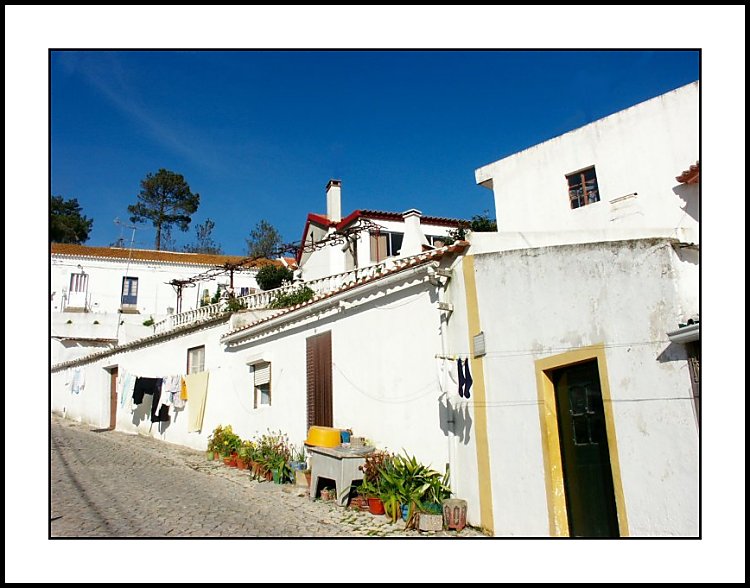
[{"left": 307, "top": 445, "right": 374, "bottom": 506}]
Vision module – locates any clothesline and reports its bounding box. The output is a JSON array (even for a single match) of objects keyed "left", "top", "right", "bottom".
[{"left": 434, "top": 353, "right": 473, "bottom": 360}]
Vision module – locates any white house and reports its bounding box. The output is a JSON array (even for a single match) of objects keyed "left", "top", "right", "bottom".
[
  {"left": 474, "top": 81, "right": 699, "bottom": 245},
  {"left": 50, "top": 244, "right": 468, "bottom": 471},
  {"left": 51, "top": 244, "right": 266, "bottom": 363},
  {"left": 298, "top": 179, "right": 465, "bottom": 280},
  {"left": 50, "top": 83, "right": 699, "bottom": 537}
]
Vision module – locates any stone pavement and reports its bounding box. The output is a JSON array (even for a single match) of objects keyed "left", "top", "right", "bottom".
[{"left": 51, "top": 415, "right": 486, "bottom": 538}]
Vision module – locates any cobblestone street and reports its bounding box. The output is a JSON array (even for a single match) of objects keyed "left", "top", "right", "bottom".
[{"left": 51, "top": 415, "right": 485, "bottom": 538}]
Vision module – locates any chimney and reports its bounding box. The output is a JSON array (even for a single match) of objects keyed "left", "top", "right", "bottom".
[
  {"left": 326, "top": 179, "right": 342, "bottom": 222},
  {"left": 399, "top": 209, "right": 430, "bottom": 257}
]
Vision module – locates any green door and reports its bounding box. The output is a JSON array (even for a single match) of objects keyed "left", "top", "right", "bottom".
[{"left": 554, "top": 360, "right": 619, "bottom": 537}]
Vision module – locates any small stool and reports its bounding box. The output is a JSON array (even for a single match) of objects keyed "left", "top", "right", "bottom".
[{"left": 442, "top": 499, "right": 468, "bottom": 532}]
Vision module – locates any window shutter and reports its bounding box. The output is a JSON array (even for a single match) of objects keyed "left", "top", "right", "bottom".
[
  {"left": 306, "top": 339, "right": 315, "bottom": 429},
  {"left": 253, "top": 362, "right": 271, "bottom": 386}
]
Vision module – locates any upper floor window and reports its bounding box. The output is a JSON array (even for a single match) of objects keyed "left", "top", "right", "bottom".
[
  {"left": 69, "top": 272, "right": 89, "bottom": 293},
  {"left": 187, "top": 345, "right": 206, "bottom": 374},
  {"left": 121, "top": 276, "right": 139, "bottom": 307},
  {"left": 370, "top": 231, "right": 404, "bottom": 262},
  {"left": 426, "top": 235, "right": 449, "bottom": 248},
  {"left": 567, "top": 167, "right": 600, "bottom": 209}
]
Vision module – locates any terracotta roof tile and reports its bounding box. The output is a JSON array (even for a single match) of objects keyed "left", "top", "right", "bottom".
[
  {"left": 50, "top": 243, "right": 277, "bottom": 267},
  {"left": 676, "top": 161, "right": 699, "bottom": 184}
]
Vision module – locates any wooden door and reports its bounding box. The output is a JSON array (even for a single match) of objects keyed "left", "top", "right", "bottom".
[
  {"left": 306, "top": 332, "right": 332, "bottom": 429},
  {"left": 554, "top": 360, "right": 619, "bottom": 537},
  {"left": 109, "top": 367, "right": 118, "bottom": 430}
]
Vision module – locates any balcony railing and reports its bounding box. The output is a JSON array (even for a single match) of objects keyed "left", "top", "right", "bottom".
[{"left": 153, "top": 257, "right": 409, "bottom": 335}]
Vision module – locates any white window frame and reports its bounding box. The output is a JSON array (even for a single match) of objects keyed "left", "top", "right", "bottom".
[
  {"left": 249, "top": 360, "right": 272, "bottom": 408},
  {"left": 187, "top": 345, "right": 205, "bottom": 374}
]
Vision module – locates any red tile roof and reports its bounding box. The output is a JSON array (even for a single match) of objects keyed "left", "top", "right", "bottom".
[
  {"left": 676, "top": 161, "right": 700, "bottom": 184},
  {"left": 50, "top": 243, "right": 277, "bottom": 267},
  {"left": 296, "top": 209, "right": 467, "bottom": 262},
  {"left": 357, "top": 210, "right": 466, "bottom": 228}
]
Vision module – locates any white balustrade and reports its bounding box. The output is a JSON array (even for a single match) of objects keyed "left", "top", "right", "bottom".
[{"left": 151, "top": 255, "right": 424, "bottom": 335}]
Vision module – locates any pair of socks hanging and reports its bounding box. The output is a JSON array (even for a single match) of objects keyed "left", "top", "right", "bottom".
[{"left": 456, "top": 358, "right": 472, "bottom": 399}]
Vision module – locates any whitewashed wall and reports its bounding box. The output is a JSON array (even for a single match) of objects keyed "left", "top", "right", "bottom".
[
  {"left": 475, "top": 82, "right": 699, "bottom": 241},
  {"left": 447, "top": 239, "right": 699, "bottom": 536},
  {"left": 51, "top": 254, "right": 260, "bottom": 317},
  {"left": 51, "top": 272, "right": 453, "bottom": 471}
]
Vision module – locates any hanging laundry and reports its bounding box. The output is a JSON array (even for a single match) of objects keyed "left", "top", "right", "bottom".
[
  {"left": 180, "top": 377, "right": 188, "bottom": 401},
  {"left": 132, "top": 377, "right": 161, "bottom": 406},
  {"left": 150, "top": 378, "right": 165, "bottom": 423},
  {"left": 156, "top": 404, "right": 170, "bottom": 423},
  {"left": 463, "top": 359, "right": 473, "bottom": 400},
  {"left": 164, "top": 375, "right": 185, "bottom": 410},
  {"left": 119, "top": 372, "right": 136, "bottom": 407},
  {"left": 457, "top": 359, "right": 465, "bottom": 398},
  {"left": 185, "top": 371, "right": 210, "bottom": 432},
  {"left": 71, "top": 367, "right": 86, "bottom": 394}
]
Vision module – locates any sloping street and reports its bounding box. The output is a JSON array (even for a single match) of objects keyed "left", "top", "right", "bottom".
[{"left": 51, "top": 415, "right": 483, "bottom": 538}]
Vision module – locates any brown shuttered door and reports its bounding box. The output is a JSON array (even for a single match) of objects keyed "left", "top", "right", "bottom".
[
  {"left": 306, "top": 331, "right": 332, "bottom": 428},
  {"left": 109, "top": 367, "right": 118, "bottom": 430}
]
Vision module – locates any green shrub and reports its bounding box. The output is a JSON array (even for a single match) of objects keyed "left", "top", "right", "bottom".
[
  {"left": 224, "top": 297, "right": 247, "bottom": 313},
  {"left": 255, "top": 264, "right": 293, "bottom": 291},
  {"left": 268, "top": 286, "right": 314, "bottom": 309},
  {"left": 142, "top": 317, "right": 154, "bottom": 326}
]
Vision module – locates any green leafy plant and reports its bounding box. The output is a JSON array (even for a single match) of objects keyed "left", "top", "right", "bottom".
[
  {"left": 207, "top": 424, "right": 241, "bottom": 457},
  {"left": 142, "top": 316, "right": 154, "bottom": 326},
  {"left": 444, "top": 211, "right": 498, "bottom": 244},
  {"left": 224, "top": 297, "right": 247, "bottom": 313},
  {"left": 93, "top": 320, "right": 100, "bottom": 325},
  {"left": 268, "top": 286, "right": 314, "bottom": 309},
  {"left": 255, "top": 264, "right": 293, "bottom": 291},
  {"left": 238, "top": 440, "right": 256, "bottom": 462},
  {"left": 376, "top": 452, "right": 452, "bottom": 528},
  {"left": 66, "top": 319, "right": 73, "bottom": 324}
]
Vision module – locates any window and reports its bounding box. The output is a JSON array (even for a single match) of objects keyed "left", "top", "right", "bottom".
[
  {"left": 251, "top": 361, "right": 271, "bottom": 407},
  {"left": 426, "top": 235, "right": 448, "bottom": 248},
  {"left": 566, "top": 166, "right": 600, "bottom": 209},
  {"left": 69, "top": 272, "right": 88, "bottom": 293},
  {"left": 187, "top": 346, "right": 205, "bottom": 374},
  {"left": 66, "top": 272, "right": 89, "bottom": 309},
  {"left": 121, "top": 276, "right": 139, "bottom": 306},
  {"left": 239, "top": 287, "right": 250, "bottom": 297},
  {"left": 370, "top": 231, "right": 404, "bottom": 262}
]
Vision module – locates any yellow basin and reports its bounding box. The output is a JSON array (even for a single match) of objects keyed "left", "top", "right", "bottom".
[{"left": 305, "top": 426, "right": 342, "bottom": 448}]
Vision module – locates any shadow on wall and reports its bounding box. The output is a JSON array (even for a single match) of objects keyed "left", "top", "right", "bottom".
[
  {"left": 439, "top": 396, "right": 473, "bottom": 445},
  {"left": 131, "top": 396, "right": 151, "bottom": 426},
  {"left": 673, "top": 183, "right": 699, "bottom": 223},
  {"left": 656, "top": 341, "right": 688, "bottom": 364}
]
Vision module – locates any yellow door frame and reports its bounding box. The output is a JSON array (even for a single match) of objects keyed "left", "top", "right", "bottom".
[
  {"left": 461, "top": 255, "right": 494, "bottom": 535},
  {"left": 534, "top": 344, "right": 629, "bottom": 537}
]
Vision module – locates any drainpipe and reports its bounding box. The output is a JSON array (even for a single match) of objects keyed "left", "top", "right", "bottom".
[{"left": 431, "top": 265, "right": 456, "bottom": 493}]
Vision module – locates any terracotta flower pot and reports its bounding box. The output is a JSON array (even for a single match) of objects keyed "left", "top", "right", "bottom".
[
  {"left": 223, "top": 456, "right": 233, "bottom": 466},
  {"left": 368, "top": 497, "right": 385, "bottom": 515},
  {"left": 236, "top": 458, "right": 248, "bottom": 470}
]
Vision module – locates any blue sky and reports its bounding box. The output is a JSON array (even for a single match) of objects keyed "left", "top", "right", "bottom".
[{"left": 51, "top": 50, "right": 698, "bottom": 254}]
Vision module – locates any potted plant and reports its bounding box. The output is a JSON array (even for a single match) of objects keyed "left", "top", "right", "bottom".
[
  {"left": 207, "top": 424, "right": 228, "bottom": 460},
  {"left": 358, "top": 478, "right": 384, "bottom": 515},
  {"left": 289, "top": 444, "right": 307, "bottom": 473},
  {"left": 237, "top": 440, "right": 255, "bottom": 470}
]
